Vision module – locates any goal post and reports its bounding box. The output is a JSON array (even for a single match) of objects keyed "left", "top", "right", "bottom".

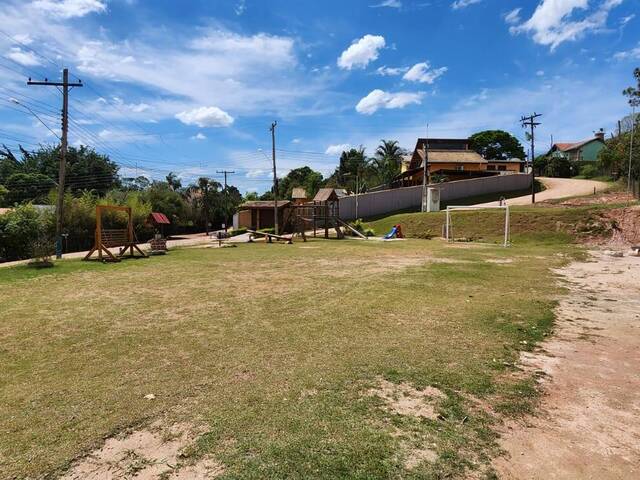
[{"left": 445, "top": 205, "right": 510, "bottom": 247}]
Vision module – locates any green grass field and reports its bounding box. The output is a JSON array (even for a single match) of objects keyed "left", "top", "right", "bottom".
[{"left": 1, "top": 233, "right": 579, "bottom": 479}]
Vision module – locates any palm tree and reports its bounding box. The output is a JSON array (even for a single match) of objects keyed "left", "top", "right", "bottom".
[{"left": 373, "top": 140, "right": 404, "bottom": 187}]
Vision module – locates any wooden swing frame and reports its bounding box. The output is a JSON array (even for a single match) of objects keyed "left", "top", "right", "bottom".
[{"left": 83, "top": 205, "right": 147, "bottom": 262}]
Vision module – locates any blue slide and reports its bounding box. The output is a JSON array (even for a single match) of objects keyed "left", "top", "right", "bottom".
[{"left": 384, "top": 226, "right": 398, "bottom": 240}]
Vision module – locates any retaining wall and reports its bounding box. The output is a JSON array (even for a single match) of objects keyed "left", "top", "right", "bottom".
[{"left": 338, "top": 173, "right": 532, "bottom": 220}]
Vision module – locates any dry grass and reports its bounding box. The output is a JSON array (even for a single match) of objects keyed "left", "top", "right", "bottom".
[{"left": 0, "top": 237, "right": 576, "bottom": 479}]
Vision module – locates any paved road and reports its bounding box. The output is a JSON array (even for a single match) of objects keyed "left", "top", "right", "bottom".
[{"left": 475, "top": 177, "right": 609, "bottom": 207}]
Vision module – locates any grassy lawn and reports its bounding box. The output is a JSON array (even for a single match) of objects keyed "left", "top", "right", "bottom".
[
  {"left": 366, "top": 203, "right": 630, "bottom": 244},
  {"left": 1, "top": 236, "right": 578, "bottom": 479}
]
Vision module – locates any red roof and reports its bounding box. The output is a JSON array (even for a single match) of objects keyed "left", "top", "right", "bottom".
[{"left": 149, "top": 212, "right": 170, "bottom": 224}]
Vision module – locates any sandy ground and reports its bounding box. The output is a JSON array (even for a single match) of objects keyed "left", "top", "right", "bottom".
[
  {"left": 494, "top": 250, "right": 640, "bottom": 479},
  {"left": 476, "top": 177, "right": 610, "bottom": 207}
]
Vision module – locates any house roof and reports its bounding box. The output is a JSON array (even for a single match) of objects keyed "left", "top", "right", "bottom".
[
  {"left": 415, "top": 149, "right": 486, "bottom": 164},
  {"left": 148, "top": 212, "right": 171, "bottom": 224},
  {"left": 552, "top": 137, "right": 604, "bottom": 153},
  {"left": 291, "top": 187, "right": 307, "bottom": 199},
  {"left": 487, "top": 158, "right": 523, "bottom": 163},
  {"left": 313, "top": 188, "right": 340, "bottom": 202},
  {"left": 241, "top": 200, "right": 291, "bottom": 209}
]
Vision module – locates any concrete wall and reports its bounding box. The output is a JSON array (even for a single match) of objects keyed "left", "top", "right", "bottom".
[{"left": 338, "top": 173, "right": 532, "bottom": 220}]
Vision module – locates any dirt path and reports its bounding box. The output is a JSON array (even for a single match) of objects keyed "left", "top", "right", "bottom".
[
  {"left": 0, "top": 232, "right": 216, "bottom": 268},
  {"left": 476, "top": 177, "right": 609, "bottom": 207},
  {"left": 494, "top": 250, "right": 640, "bottom": 479}
]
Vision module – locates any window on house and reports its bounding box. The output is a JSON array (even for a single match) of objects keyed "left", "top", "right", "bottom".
[
  {"left": 498, "top": 165, "right": 507, "bottom": 171},
  {"left": 455, "top": 165, "right": 464, "bottom": 171}
]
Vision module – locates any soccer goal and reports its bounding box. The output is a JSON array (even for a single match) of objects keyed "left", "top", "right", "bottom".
[{"left": 445, "top": 205, "right": 511, "bottom": 247}]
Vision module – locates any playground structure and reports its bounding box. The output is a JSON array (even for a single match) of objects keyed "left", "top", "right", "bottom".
[
  {"left": 84, "top": 205, "right": 147, "bottom": 262},
  {"left": 384, "top": 224, "right": 405, "bottom": 240},
  {"left": 291, "top": 188, "right": 367, "bottom": 240}
]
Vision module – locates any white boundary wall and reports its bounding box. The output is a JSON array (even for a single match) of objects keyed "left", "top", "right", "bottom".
[{"left": 338, "top": 173, "right": 531, "bottom": 220}]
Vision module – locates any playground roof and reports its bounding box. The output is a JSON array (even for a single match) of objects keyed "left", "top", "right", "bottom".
[
  {"left": 241, "top": 200, "right": 291, "bottom": 209},
  {"left": 148, "top": 212, "right": 170, "bottom": 224},
  {"left": 314, "top": 188, "right": 340, "bottom": 202},
  {"left": 292, "top": 187, "right": 307, "bottom": 199}
]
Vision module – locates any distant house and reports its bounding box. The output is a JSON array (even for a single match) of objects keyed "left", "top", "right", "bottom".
[
  {"left": 394, "top": 138, "right": 522, "bottom": 187},
  {"left": 547, "top": 131, "right": 606, "bottom": 164},
  {"left": 236, "top": 200, "right": 292, "bottom": 231}
]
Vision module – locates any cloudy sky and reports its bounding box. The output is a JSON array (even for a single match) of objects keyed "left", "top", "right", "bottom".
[{"left": 0, "top": 0, "right": 638, "bottom": 192}]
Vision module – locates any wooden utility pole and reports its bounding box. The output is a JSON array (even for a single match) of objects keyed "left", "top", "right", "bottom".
[
  {"left": 216, "top": 169, "right": 235, "bottom": 231},
  {"left": 421, "top": 126, "right": 429, "bottom": 212},
  {"left": 520, "top": 113, "right": 542, "bottom": 204},
  {"left": 28, "top": 68, "right": 82, "bottom": 258},
  {"left": 216, "top": 169, "right": 235, "bottom": 189},
  {"left": 270, "top": 121, "right": 279, "bottom": 235},
  {"left": 629, "top": 106, "right": 636, "bottom": 193}
]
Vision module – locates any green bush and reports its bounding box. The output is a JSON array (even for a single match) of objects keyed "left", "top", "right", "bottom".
[
  {"left": 579, "top": 164, "right": 599, "bottom": 179},
  {"left": 0, "top": 204, "right": 52, "bottom": 262},
  {"left": 258, "top": 227, "right": 275, "bottom": 235}
]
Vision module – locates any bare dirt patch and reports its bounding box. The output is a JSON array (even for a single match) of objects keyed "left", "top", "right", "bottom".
[
  {"left": 493, "top": 251, "right": 640, "bottom": 479},
  {"left": 60, "top": 422, "right": 224, "bottom": 480},
  {"left": 367, "top": 377, "right": 445, "bottom": 420},
  {"left": 404, "top": 446, "right": 438, "bottom": 470}
]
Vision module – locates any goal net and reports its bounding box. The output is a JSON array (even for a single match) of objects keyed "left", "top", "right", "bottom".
[{"left": 445, "top": 205, "right": 511, "bottom": 247}]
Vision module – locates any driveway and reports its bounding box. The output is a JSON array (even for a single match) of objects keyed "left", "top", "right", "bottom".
[{"left": 475, "top": 177, "right": 609, "bottom": 207}]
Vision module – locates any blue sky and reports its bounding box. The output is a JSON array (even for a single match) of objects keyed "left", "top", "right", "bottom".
[{"left": 0, "top": 0, "right": 639, "bottom": 193}]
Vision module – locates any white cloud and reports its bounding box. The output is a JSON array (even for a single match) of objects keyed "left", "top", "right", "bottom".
[
  {"left": 325, "top": 144, "right": 351, "bottom": 155},
  {"left": 191, "top": 132, "right": 207, "bottom": 140},
  {"left": 235, "top": 0, "right": 246, "bottom": 15},
  {"left": 536, "top": 70, "right": 545, "bottom": 76},
  {"left": 246, "top": 169, "right": 267, "bottom": 178},
  {"left": 5, "top": 47, "right": 41, "bottom": 66},
  {"left": 375, "top": 65, "right": 408, "bottom": 76},
  {"left": 370, "top": 0, "right": 402, "bottom": 8},
  {"left": 337, "top": 34, "right": 385, "bottom": 70},
  {"left": 504, "top": 8, "right": 522, "bottom": 25},
  {"left": 31, "top": 0, "right": 107, "bottom": 19},
  {"left": 291, "top": 138, "right": 302, "bottom": 144},
  {"left": 176, "top": 106, "right": 235, "bottom": 128},
  {"left": 356, "top": 89, "right": 424, "bottom": 115},
  {"left": 451, "top": 0, "right": 482, "bottom": 10},
  {"left": 620, "top": 14, "right": 635, "bottom": 26},
  {"left": 510, "top": 0, "right": 624, "bottom": 51},
  {"left": 403, "top": 62, "right": 447, "bottom": 84},
  {"left": 614, "top": 42, "right": 640, "bottom": 60}
]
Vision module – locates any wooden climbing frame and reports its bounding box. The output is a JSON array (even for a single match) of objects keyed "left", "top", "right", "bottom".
[{"left": 83, "top": 205, "right": 147, "bottom": 262}]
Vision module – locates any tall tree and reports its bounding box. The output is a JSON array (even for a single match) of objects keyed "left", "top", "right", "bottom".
[
  {"left": 373, "top": 139, "right": 404, "bottom": 187},
  {"left": 0, "top": 144, "right": 119, "bottom": 202},
  {"left": 469, "top": 130, "right": 526, "bottom": 160},
  {"left": 277, "top": 166, "right": 324, "bottom": 199},
  {"left": 330, "top": 147, "right": 370, "bottom": 192},
  {"left": 623, "top": 67, "right": 640, "bottom": 107},
  {"left": 165, "top": 172, "right": 182, "bottom": 191}
]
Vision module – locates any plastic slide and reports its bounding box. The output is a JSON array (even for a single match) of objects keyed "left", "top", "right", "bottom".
[{"left": 384, "top": 226, "right": 398, "bottom": 240}]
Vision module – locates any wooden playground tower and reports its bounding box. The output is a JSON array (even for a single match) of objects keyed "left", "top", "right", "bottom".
[
  {"left": 292, "top": 188, "right": 364, "bottom": 239},
  {"left": 83, "top": 205, "right": 147, "bottom": 262}
]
